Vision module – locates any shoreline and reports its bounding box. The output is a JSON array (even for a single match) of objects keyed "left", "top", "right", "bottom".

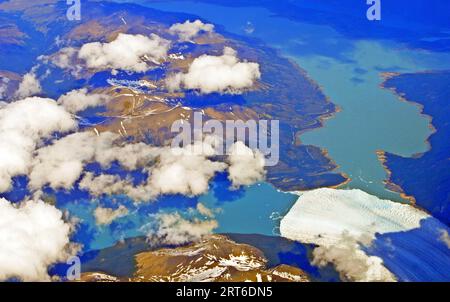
[
  {"left": 376, "top": 71, "right": 442, "bottom": 205},
  {"left": 286, "top": 56, "right": 349, "bottom": 189},
  {"left": 379, "top": 71, "right": 436, "bottom": 156}
]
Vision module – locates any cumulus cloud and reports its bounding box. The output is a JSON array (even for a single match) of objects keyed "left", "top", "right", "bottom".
[
  {"left": 0, "top": 97, "right": 76, "bottom": 192},
  {"left": 312, "top": 232, "right": 396, "bottom": 282},
  {"left": 78, "top": 33, "right": 170, "bottom": 73},
  {"left": 227, "top": 141, "right": 266, "bottom": 187},
  {"left": 169, "top": 19, "right": 214, "bottom": 41},
  {"left": 147, "top": 212, "right": 218, "bottom": 246},
  {"left": 14, "top": 71, "right": 42, "bottom": 99},
  {"left": 57, "top": 88, "right": 110, "bottom": 114},
  {"left": 0, "top": 198, "right": 75, "bottom": 281},
  {"left": 94, "top": 205, "right": 129, "bottom": 226},
  {"left": 148, "top": 142, "right": 227, "bottom": 197},
  {"left": 165, "top": 47, "right": 260, "bottom": 94}
]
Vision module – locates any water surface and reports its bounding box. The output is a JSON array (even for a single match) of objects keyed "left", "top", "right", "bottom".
[{"left": 140, "top": 0, "right": 450, "bottom": 201}]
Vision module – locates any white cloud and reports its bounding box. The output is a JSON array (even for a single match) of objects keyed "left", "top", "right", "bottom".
[
  {"left": 50, "top": 47, "right": 78, "bottom": 69},
  {"left": 14, "top": 71, "right": 42, "bottom": 99},
  {"left": 79, "top": 172, "right": 153, "bottom": 202},
  {"left": 197, "top": 202, "right": 215, "bottom": 218},
  {"left": 94, "top": 205, "right": 129, "bottom": 226},
  {"left": 312, "top": 232, "right": 396, "bottom": 282},
  {"left": 227, "top": 141, "right": 265, "bottom": 187},
  {"left": 57, "top": 88, "right": 110, "bottom": 114},
  {"left": 0, "top": 96, "right": 163, "bottom": 195},
  {"left": 165, "top": 47, "right": 260, "bottom": 94},
  {"left": 0, "top": 93, "right": 266, "bottom": 201},
  {"left": 79, "top": 172, "right": 129, "bottom": 197},
  {"left": 28, "top": 131, "right": 118, "bottom": 191},
  {"left": 147, "top": 212, "right": 218, "bottom": 245},
  {"left": 39, "top": 47, "right": 82, "bottom": 77},
  {"left": 78, "top": 33, "right": 170, "bottom": 73},
  {"left": 78, "top": 139, "right": 233, "bottom": 200},
  {"left": 0, "top": 97, "right": 76, "bottom": 193},
  {"left": 0, "top": 198, "right": 75, "bottom": 281},
  {"left": 30, "top": 132, "right": 163, "bottom": 196},
  {"left": 165, "top": 72, "right": 184, "bottom": 92},
  {"left": 148, "top": 141, "right": 227, "bottom": 197},
  {"left": 78, "top": 139, "right": 265, "bottom": 201},
  {"left": 94, "top": 142, "right": 160, "bottom": 171},
  {"left": 169, "top": 19, "right": 214, "bottom": 41}
]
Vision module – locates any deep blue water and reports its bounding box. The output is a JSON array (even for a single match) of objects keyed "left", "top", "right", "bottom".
[
  {"left": 137, "top": 0, "right": 450, "bottom": 52},
  {"left": 383, "top": 71, "right": 450, "bottom": 225},
  {"left": 368, "top": 218, "right": 450, "bottom": 282}
]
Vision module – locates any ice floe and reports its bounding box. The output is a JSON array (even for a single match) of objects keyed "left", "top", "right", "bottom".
[{"left": 280, "top": 188, "right": 429, "bottom": 246}]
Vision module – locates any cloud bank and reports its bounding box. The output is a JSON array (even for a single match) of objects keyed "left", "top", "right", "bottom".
[
  {"left": 0, "top": 198, "right": 74, "bottom": 281},
  {"left": 165, "top": 47, "right": 260, "bottom": 94},
  {"left": 169, "top": 19, "right": 214, "bottom": 41},
  {"left": 0, "top": 93, "right": 265, "bottom": 202}
]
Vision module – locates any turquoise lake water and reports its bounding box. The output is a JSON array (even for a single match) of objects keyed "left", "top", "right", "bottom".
[
  {"left": 199, "top": 182, "right": 297, "bottom": 236},
  {"left": 60, "top": 179, "right": 297, "bottom": 250}
]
